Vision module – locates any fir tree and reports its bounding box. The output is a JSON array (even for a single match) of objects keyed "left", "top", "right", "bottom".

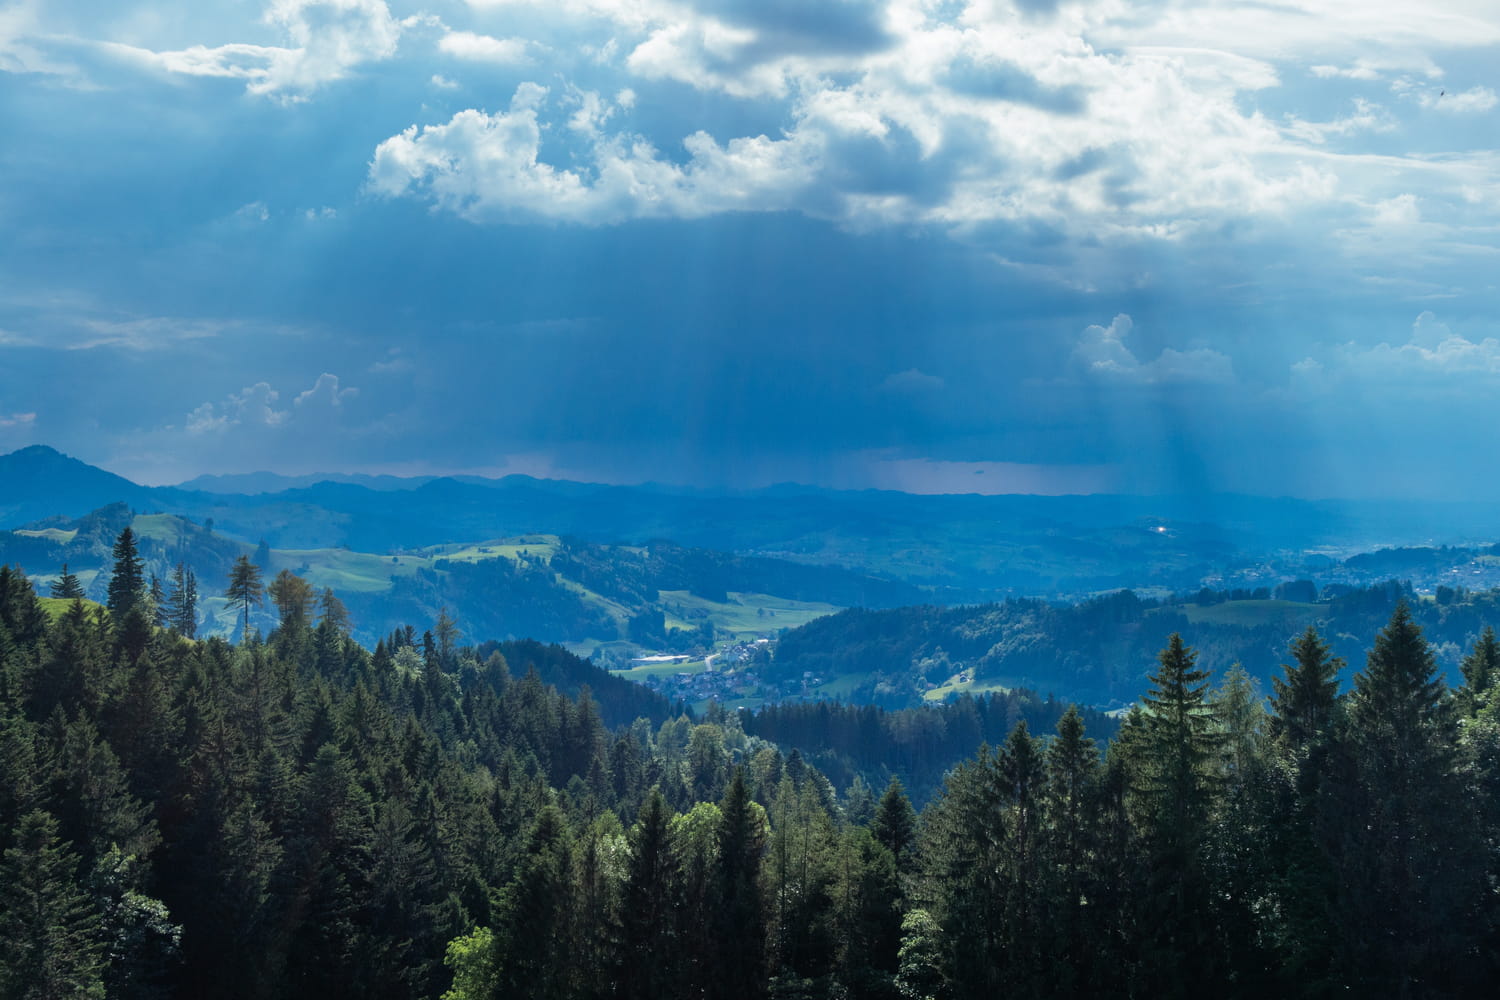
[
  {"left": 0, "top": 810, "right": 106, "bottom": 1000},
  {"left": 1333, "top": 601, "right": 1476, "bottom": 993},
  {"left": 226, "top": 555, "right": 264, "bottom": 644},
  {"left": 872, "top": 775, "right": 917, "bottom": 872},
  {"left": 106, "top": 527, "right": 146, "bottom": 621},
  {"left": 167, "top": 563, "right": 198, "bottom": 639},
  {"left": 148, "top": 575, "right": 167, "bottom": 630},
  {"left": 1457, "top": 625, "right": 1500, "bottom": 719},
  {"left": 616, "top": 789, "right": 683, "bottom": 1000},
  {"left": 1131, "top": 633, "right": 1223, "bottom": 996},
  {"left": 1269, "top": 627, "right": 1342, "bottom": 753},
  {"left": 715, "top": 767, "right": 768, "bottom": 1000},
  {"left": 49, "top": 563, "right": 85, "bottom": 600}
]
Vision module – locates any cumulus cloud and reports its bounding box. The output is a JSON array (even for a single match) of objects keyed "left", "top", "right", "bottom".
[
  {"left": 105, "top": 0, "right": 407, "bottom": 100},
  {"left": 1298, "top": 312, "right": 1500, "bottom": 386},
  {"left": 1073, "top": 314, "right": 1235, "bottom": 385},
  {"left": 0, "top": 411, "right": 37, "bottom": 429},
  {"left": 368, "top": 83, "right": 820, "bottom": 223},
  {"left": 352, "top": 0, "right": 1500, "bottom": 274},
  {"left": 186, "top": 373, "right": 356, "bottom": 435}
]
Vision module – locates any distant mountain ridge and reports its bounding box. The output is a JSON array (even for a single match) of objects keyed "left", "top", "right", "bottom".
[
  {"left": 0, "top": 445, "right": 164, "bottom": 525},
  {"left": 8, "top": 445, "right": 1500, "bottom": 600}
]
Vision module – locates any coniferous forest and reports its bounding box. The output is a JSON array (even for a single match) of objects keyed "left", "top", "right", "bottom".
[{"left": 5, "top": 531, "right": 1500, "bottom": 999}]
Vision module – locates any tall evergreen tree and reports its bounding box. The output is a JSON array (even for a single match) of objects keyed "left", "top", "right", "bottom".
[
  {"left": 148, "top": 575, "right": 168, "bottom": 630},
  {"left": 1044, "top": 705, "right": 1100, "bottom": 997},
  {"left": 226, "top": 555, "right": 264, "bottom": 644},
  {"left": 167, "top": 563, "right": 198, "bottom": 639},
  {"left": 872, "top": 775, "right": 917, "bottom": 872},
  {"left": 106, "top": 527, "right": 146, "bottom": 621},
  {"left": 0, "top": 810, "right": 106, "bottom": 1000},
  {"left": 1131, "top": 633, "right": 1223, "bottom": 996},
  {"left": 1332, "top": 601, "right": 1477, "bottom": 993},
  {"left": 616, "top": 789, "right": 683, "bottom": 1000},
  {"left": 49, "top": 563, "right": 85, "bottom": 600},
  {"left": 715, "top": 767, "right": 768, "bottom": 1000},
  {"left": 1458, "top": 625, "right": 1500, "bottom": 719},
  {"left": 1269, "top": 627, "right": 1343, "bottom": 753}
]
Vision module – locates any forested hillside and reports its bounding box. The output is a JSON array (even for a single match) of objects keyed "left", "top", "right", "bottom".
[
  {"left": 773, "top": 580, "right": 1500, "bottom": 706},
  {"left": 0, "top": 507, "right": 924, "bottom": 651},
  {"left": 5, "top": 530, "right": 1500, "bottom": 997}
]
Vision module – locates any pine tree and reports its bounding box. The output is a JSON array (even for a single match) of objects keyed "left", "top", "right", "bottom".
[
  {"left": 148, "top": 575, "right": 167, "bottom": 630},
  {"left": 0, "top": 810, "right": 106, "bottom": 1000},
  {"left": 49, "top": 563, "right": 85, "bottom": 600},
  {"left": 616, "top": 789, "right": 683, "bottom": 1000},
  {"left": 1131, "top": 633, "right": 1223, "bottom": 996},
  {"left": 1044, "top": 705, "right": 1100, "bottom": 996},
  {"left": 1457, "top": 625, "right": 1500, "bottom": 719},
  {"left": 872, "top": 775, "right": 917, "bottom": 872},
  {"left": 106, "top": 527, "right": 146, "bottom": 621},
  {"left": 715, "top": 767, "right": 768, "bottom": 1000},
  {"left": 1269, "top": 627, "right": 1343, "bottom": 753},
  {"left": 996, "top": 721, "right": 1047, "bottom": 992},
  {"left": 1333, "top": 601, "right": 1476, "bottom": 993},
  {"left": 167, "top": 563, "right": 197, "bottom": 639},
  {"left": 226, "top": 555, "right": 264, "bottom": 643}
]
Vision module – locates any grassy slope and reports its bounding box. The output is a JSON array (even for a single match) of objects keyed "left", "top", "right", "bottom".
[
  {"left": 20, "top": 515, "right": 847, "bottom": 656},
  {"left": 37, "top": 596, "right": 105, "bottom": 621}
]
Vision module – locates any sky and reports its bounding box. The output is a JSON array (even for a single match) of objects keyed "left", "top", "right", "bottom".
[{"left": 0, "top": 0, "right": 1497, "bottom": 499}]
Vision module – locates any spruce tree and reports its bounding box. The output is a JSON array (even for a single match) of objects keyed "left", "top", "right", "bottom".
[
  {"left": 148, "top": 575, "right": 167, "bottom": 630},
  {"left": 1269, "top": 627, "right": 1342, "bottom": 753},
  {"left": 1044, "top": 705, "right": 1100, "bottom": 994},
  {"left": 1131, "top": 633, "right": 1223, "bottom": 995},
  {"left": 616, "top": 789, "right": 683, "bottom": 1000},
  {"left": 1457, "top": 625, "right": 1500, "bottom": 719},
  {"left": 106, "top": 527, "right": 146, "bottom": 621},
  {"left": 167, "top": 562, "right": 197, "bottom": 639},
  {"left": 0, "top": 810, "right": 106, "bottom": 1000},
  {"left": 226, "top": 555, "right": 264, "bottom": 643},
  {"left": 715, "top": 767, "right": 768, "bottom": 1000},
  {"left": 872, "top": 775, "right": 917, "bottom": 872},
  {"left": 1333, "top": 601, "right": 1476, "bottom": 992},
  {"left": 49, "top": 563, "right": 84, "bottom": 600}
]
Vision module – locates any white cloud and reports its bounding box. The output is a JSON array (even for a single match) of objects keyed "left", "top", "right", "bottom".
[
  {"left": 187, "top": 373, "right": 356, "bottom": 435},
  {"left": 1281, "top": 99, "right": 1395, "bottom": 144},
  {"left": 0, "top": 314, "right": 229, "bottom": 352},
  {"left": 368, "top": 83, "right": 819, "bottom": 224},
  {"left": 105, "top": 0, "right": 406, "bottom": 100},
  {"left": 294, "top": 372, "right": 357, "bottom": 409},
  {"left": 358, "top": 0, "right": 1500, "bottom": 272},
  {"left": 1427, "top": 86, "right": 1499, "bottom": 114},
  {"left": 11, "top": 0, "right": 1498, "bottom": 284},
  {"left": 1310, "top": 62, "right": 1383, "bottom": 81},
  {"left": 0, "top": 411, "right": 37, "bottom": 429},
  {"left": 1295, "top": 312, "right": 1500, "bottom": 388},
  {"left": 1073, "top": 314, "right": 1235, "bottom": 385},
  {"left": 438, "top": 30, "right": 531, "bottom": 64},
  {"left": 1372, "top": 193, "right": 1420, "bottom": 227},
  {"left": 0, "top": 0, "right": 78, "bottom": 76}
]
